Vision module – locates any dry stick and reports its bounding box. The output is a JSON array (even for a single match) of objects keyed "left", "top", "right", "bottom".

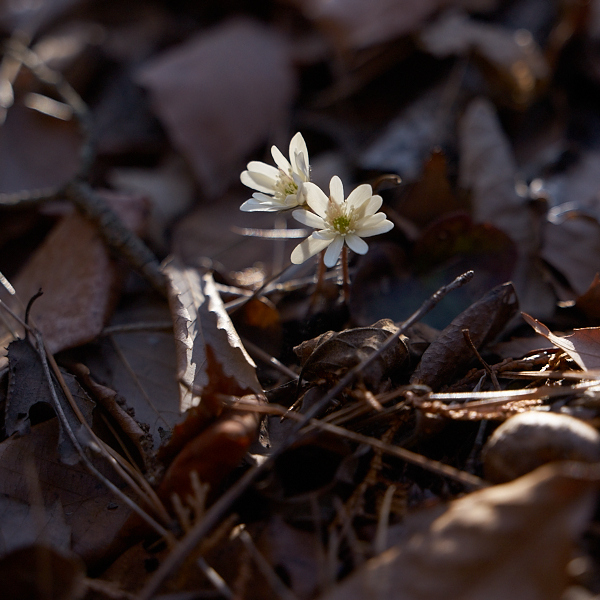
[
  {"left": 461, "top": 328, "right": 500, "bottom": 390},
  {"left": 242, "top": 336, "right": 299, "bottom": 381},
  {"left": 138, "top": 270, "right": 475, "bottom": 600}
]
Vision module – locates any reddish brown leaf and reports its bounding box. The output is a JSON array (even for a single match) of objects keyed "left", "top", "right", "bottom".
[
  {"left": 157, "top": 398, "right": 263, "bottom": 506},
  {"left": 522, "top": 312, "right": 600, "bottom": 370},
  {"left": 7, "top": 191, "right": 149, "bottom": 354}
]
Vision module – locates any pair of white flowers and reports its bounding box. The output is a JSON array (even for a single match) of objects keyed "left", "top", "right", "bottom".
[{"left": 240, "top": 133, "right": 394, "bottom": 268}]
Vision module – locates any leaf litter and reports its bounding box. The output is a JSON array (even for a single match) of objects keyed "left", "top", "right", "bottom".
[{"left": 2, "top": 1, "right": 600, "bottom": 599}]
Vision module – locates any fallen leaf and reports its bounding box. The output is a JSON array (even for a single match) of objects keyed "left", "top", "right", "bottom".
[
  {"left": 522, "top": 312, "right": 600, "bottom": 370},
  {"left": 0, "top": 102, "right": 81, "bottom": 195},
  {"left": 419, "top": 10, "right": 549, "bottom": 107},
  {"left": 0, "top": 544, "right": 86, "bottom": 600},
  {"left": 458, "top": 97, "right": 555, "bottom": 318},
  {"left": 162, "top": 257, "right": 262, "bottom": 415},
  {"left": 294, "top": 319, "right": 408, "bottom": 391},
  {"left": 136, "top": 18, "right": 296, "bottom": 198},
  {"left": 81, "top": 294, "right": 182, "bottom": 451},
  {"left": 0, "top": 419, "right": 133, "bottom": 568},
  {"left": 290, "top": 0, "right": 449, "bottom": 50},
  {"left": 575, "top": 273, "right": 600, "bottom": 320},
  {"left": 157, "top": 398, "right": 263, "bottom": 507},
  {"left": 6, "top": 338, "right": 95, "bottom": 465},
  {"left": 320, "top": 462, "right": 599, "bottom": 600},
  {"left": 411, "top": 282, "right": 518, "bottom": 389},
  {"left": 0, "top": 496, "right": 70, "bottom": 557},
  {"left": 6, "top": 190, "right": 149, "bottom": 354}
]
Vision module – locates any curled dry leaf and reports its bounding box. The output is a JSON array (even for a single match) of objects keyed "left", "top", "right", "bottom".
[
  {"left": 320, "top": 462, "right": 600, "bottom": 600},
  {"left": 6, "top": 338, "right": 95, "bottom": 465},
  {"left": 294, "top": 319, "right": 408, "bottom": 391},
  {"left": 136, "top": 18, "right": 296, "bottom": 198},
  {"left": 411, "top": 282, "right": 518, "bottom": 390},
  {"left": 162, "top": 257, "right": 262, "bottom": 415},
  {"left": 522, "top": 312, "right": 600, "bottom": 371}
]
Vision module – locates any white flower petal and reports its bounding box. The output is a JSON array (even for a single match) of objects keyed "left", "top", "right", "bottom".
[
  {"left": 363, "top": 194, "right": 383, "bottom": 215},
  {"left": 271, "top": 145, "right": 291, "bottom": 172},
  {"left": 346, "top": 184, "right": 373, "bottom": 210},
  {"left": 291, "top": 235, "right": 332, "bottom": 264},
  {"left": 240, "top": 169, "right": 278, "bottom": 194},
  {"left": 246, "top": 161, "right": 280, "bottom": 179},
  {"left": 293, "top": 209, "right": 327, "bottom": 229},
  {"left": 240, "top": 196, "right": 284, "bottom": 212},
  {"left": 345, "top": 233, "right": 369, "bottom": 254},
  {"left": 357, "top": 219, "right": 394, "bottom": 237},
  {"left": 324, "top": 235, "right": 344, "bottom": 267},
  {"left": 289, "top": 133, "right": 309, "bottom": 180},
  {"left": 329, "top": 176, "right": 344, "bottom": 205},
  {"left": 313, "top": 230, "right": 337, "bottom": 240},
  {"left": 304, "top": 182, "right": 330, "bottom": 217},
  {"left": 357, "top": 213, "right": 387, "bottom": 228}
]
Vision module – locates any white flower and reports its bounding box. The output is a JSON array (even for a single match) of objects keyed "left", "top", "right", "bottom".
[
  {"left": 240, "top": 132, "right": 310, "bottom": 212},
  {"left": 291, "top": 176, "right": 394, "bottom": 268}
]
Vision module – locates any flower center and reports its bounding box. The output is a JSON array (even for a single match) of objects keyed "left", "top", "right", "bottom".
[
  {"left": 332, "top": 215, "right": 351, "bottom": 234},
  {"left": 275, "top": 170, "right": 299, "bottom": 199}
]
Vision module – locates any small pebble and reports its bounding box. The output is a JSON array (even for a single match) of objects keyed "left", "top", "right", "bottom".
[{"left": 482, "top": 411, "right": 600, "bottom": 483}]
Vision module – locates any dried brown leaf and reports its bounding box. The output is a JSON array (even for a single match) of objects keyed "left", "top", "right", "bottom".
[
  {"left": 420, "top": 10, "right": 548, "bottom": 106},
  {"left": 136, "top": 18, "right": 296, "bottom": 198},
  {"left": 7, "top": 191, "right": 149, "bottom": 354},
  {"left": 575, "top": 273, "right": 600, "bottom": 320},
  {"left": 291, "top": 0, "right": 442, "bottom": 50},
  {"left": 0, "top": 419, "right": 133, "bottom": 568},
  {"left": 411, "top": 282, "right": 518, "bottom": 389},
  {"left": 458, "top": 97, "right": 555, "bottom": 318},
  {"left": 162, "top": 257, "right": 261, "bottom": 415},
  {"left": 321, "top": 462, "right": 599, "bottom": 600},
  {"left": 522, "top": 312, "right": 600, "bottom": 370},
  {"left": 6, "top": 338, "right": 95, "bottom": 465},
  {"left": 0, "top": 544, "right": 86, "bottom": 600},
  {"left": 294, "top": 319, "right": 408, "bottom": 391}
]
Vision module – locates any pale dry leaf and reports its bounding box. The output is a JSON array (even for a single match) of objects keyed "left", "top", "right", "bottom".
[
  {"left": 458, "top": 97, "right": 555, "bottom": 318},
  {"left": 522, "top": 312, "right": 600, "bottom": 371},
  {"left": 320, "top": 462, "right": 600, "bottom": 600},
  {"left": 136, "top": 18, "right": 296, "bottom": 198},
  {"left": 162, "top": 257, "right": 261, "bottom": 414},
  {"left": 6, "top": 190, "right": 149, "bottom": 354}
]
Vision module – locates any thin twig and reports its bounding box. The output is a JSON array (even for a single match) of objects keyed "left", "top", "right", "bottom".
[
  {"left": 462, "top": 329, "right": 500, "bottom": 390},
  {"left": 138, "top": 270, "right": 475, "bottom": 600}
]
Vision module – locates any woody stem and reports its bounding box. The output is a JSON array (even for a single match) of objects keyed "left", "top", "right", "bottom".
[{"left": 342, "top": 245, "right": 350, "bottom": 303}]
